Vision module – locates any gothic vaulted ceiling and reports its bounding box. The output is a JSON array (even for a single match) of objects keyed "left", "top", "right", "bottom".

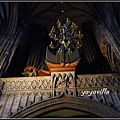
[
  {"left": 20, "top": 2, "right": 94, "bottom": 31},
  {"left": 0, "top": 2, "right": 120, "bottom": 77}
]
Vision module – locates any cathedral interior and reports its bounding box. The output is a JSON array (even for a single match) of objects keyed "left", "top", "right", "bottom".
[{"left": 0, "top": 1, "right": 120, "bottom": 118}]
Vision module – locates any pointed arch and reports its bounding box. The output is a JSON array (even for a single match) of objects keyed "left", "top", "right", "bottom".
[{"left": 10, "top": 93, "right": 120, "bottom": 118}]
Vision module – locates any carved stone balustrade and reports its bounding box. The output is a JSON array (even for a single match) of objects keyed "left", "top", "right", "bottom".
[{"left": 0, "top": 73, "right": 120, "bottom": 118}]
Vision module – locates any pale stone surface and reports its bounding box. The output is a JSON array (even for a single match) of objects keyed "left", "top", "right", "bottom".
[{"left": 0, "top": 74, "right": 120, "bottom": 118}]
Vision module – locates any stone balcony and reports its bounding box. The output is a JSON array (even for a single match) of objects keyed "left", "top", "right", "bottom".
[{"left": 0, "top": 73, "right": 120, "bottom": 118}]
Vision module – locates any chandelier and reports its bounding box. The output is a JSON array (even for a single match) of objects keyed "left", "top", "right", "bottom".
[{"left": 48, "top": 18, "right": 83, "bottom": 54}]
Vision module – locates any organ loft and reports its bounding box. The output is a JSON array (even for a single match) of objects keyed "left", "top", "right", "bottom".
[{"left": 0, "top": 2, "right": 120, "bottom": 118}]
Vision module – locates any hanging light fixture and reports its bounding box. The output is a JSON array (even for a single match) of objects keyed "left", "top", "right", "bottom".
[
  {"left": 48, "top": 2, "right": 83, "bottom": 52},
  {"left": 48, "top": 18, "right": 83, "bottom": 50}
]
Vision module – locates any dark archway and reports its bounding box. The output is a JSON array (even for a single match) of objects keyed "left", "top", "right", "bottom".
[
  {"left": 10, "top": 93, "right": 120, "bottom": 118},
  {"left": 35, "top": 108, "right": 99, "bottom": 118}
]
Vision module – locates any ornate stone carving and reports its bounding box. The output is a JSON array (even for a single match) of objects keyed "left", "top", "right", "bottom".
[
  {"left": 44, "top": 92, "right": 51, "bottom": 99},
  {"left": 52, "top": 72, "right": 75, "bottom": 88},
  {"left": 17, "top": 106, "right": 23, "bottom": 111},
  {"left": 3, "top": 78, "right": 52, "bottom": 91},
  {"left": 66, "top": 73, "right": 74, "bottom": 88},
  {"left": 76, "top": 74, "right": 120, "bottom": 88},
  {"left": 55, "top": 91, "right": 61, "bottom": 96},
  {"left": 56, "top": 73, "right": 67, "bottom": 88},
  {"left": 56, "top": 74, "right": 63, "bottom": 88},
  {"left": 0, "top": 73, "right": 120, "bottom": 119},
  {"left": 22, "top": 66, "right": 38, "bottom": 77}
]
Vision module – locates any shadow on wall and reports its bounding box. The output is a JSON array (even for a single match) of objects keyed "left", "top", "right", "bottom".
[{"left": 34, "top": 108, "right": 100, "bottom": 118}]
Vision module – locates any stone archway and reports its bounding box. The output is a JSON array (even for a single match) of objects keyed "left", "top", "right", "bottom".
[
  {"left": 10, "top": 92, "right": 120, "bottom": 118},
  {"left": 35, "top": 108, "right": 99, "bottom": 118}
]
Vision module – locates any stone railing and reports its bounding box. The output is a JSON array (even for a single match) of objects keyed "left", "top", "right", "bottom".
[
  {"left": 0, "top": 73, "right": 120, "bottom": 118},
  {"left": 76, "top": 73, "right": 120, "bottom": 87}
]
